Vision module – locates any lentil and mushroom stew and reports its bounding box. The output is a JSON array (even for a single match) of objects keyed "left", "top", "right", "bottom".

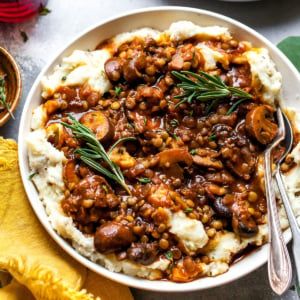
[{"left": 27, "top": 21, "right": 299, "bottom": 282}]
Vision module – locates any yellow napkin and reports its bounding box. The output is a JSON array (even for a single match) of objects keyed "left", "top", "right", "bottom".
[{"left": 0, "top": 137, "right": 133, "bottom": 300}]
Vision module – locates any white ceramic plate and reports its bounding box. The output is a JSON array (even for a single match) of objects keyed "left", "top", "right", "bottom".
[{"left": 18, "top": 6, "right": 300, "bottom": 292}]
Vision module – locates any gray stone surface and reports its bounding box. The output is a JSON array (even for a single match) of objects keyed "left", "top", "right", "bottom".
[{"left": 0, "top": 0, "right": 299, "bottom": 299}]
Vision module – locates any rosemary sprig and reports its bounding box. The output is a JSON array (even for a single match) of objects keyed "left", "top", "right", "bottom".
[
  {"left": 61, "top": 115, "right": 134, "bottom": 194},
  {"left": 0, "top": 75, "right": 15, "bottom": 119},
  {"left": 108, "top": 136, "right": 136, "bottom": 154},
  {"left": 171, "top": 70, "right": 253, "bottom": 110},
  {"left": 226, "top": 98, "right": 249, "bottom": 115}
]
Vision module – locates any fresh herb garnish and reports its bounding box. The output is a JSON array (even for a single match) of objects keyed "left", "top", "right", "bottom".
[
  {"left": 190, "top": 149, "right": 197, "bottom": 155},
  {"left": 171, "top": 70, "right": 253, "bottom": 110},
  {"left": 138, "top": 177, "right": 151, "bottom": 184},
  {"left": 39, "top": 4, "right": 51, "bottom": 16},
  {"left": 115, "top": 86, "right": 122, "bottom": 96},
  {"left": 171, "top": 132, "right": 179, "bottom": 141},
  {"left": 143, "top": 117, "right": 147, "bottom": 126},
  {"left": 209, "top": 134, "right": 216, "bottom": 141},
  {"left": 0, "top": 76, "right": 14, "bottom": 119},
  {"left": 226, "top": 98, "right": 249, "bottom": 115},
  {"left": 205, "top": 98, "right": 220, "bottom": 115},
  {"left": 170, "top": 119, "right": 179, "bottom": 128},
  {"left": 28, "top": 172, "right": 37, "bottom": 180},
  {"left": 108, "top": 136, "right": 136, "bottom": 154},
  {"left": 165, "top": 251, "right": 173, "bottom": 260},
  {"left": 155, "top": 74, "right": 164, "bottom": 85},
  {"left": 185, "top": 207, "right": 193, "bottom": 213},
  {"left": 61, "top": 115, "right": 134, "bottom": 194},
  {"left": 20, "top": 30, "right": 28, "bottom": 43},
  {"left": 61, "top": 76, "right": 67, "bottom": 81}
]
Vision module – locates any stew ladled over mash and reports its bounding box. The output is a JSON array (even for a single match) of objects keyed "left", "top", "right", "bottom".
[{"left": 28, "top": 22, "right": 299, "bottom": 282}]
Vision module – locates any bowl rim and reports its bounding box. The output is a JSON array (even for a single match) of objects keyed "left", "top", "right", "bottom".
[
  {"left": 18, "top": 6, "right": 300, "bottom": 292},
  {"left": 0, "top": 46, "right": 22, "bottom": 127}
]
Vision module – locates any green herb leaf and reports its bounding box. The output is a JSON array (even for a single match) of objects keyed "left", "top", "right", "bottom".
[
  {"left": 39, "top": 4, "right": 51, "bottom": 16},
  {"left": 108, "top": 136, "right": 136, "bottom": 154},
  {"left": 28, "top": 172, "right": 37, "bottom": 180},
  {"left": 115, "top": 86, "right": 122, "bottom": 96},
  {"left": 170, "top": 119, "right": 179, "bottom": 128},
  {"left": 209, "top": 134, "right": 216, "bottom": 141},
  {"left": 226, "top": 98, "right": 249, "bottom": 115},
  {"left": 171, "top": 133, "right": 179, "bottom": 141},
  {"left": 61, "top": 76, "right": 67, "bottom": 81},
  {"left": 61, "top": 115, "right": 133, "bottom": 194},
  {"left": 277, "top": 36, "right": 300, "bottom": 72},
  {"left": 0, "top": 75, "right": 15, "bottom": 119},
  {"left": 172, "top": 70, "right": 253, "bottom": 109},
  {"left": 20, "top": 30, "right": 28, "bottom": 43},
  {"left": 165, "top": 251, "right": 173, "bottom": 260},
  {"left": 190, "top": 149, "right": 197, "bottom": 155},
  {"left": 205, "top": 98, "right": 220, "bottom": 115},
  {"left": 138, "top": 177, "right": 151, "bottom": 184}
]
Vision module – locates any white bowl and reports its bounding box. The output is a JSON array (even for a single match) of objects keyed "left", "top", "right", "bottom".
[{"left": 18, "top": 6, "right": 300, "bottom": 292}]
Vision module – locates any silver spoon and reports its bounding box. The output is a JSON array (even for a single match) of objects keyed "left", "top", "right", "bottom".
[
  {"left": 274, "top": 110, "right": 300, "bottom": 296},
  {"left": 264, "top": 108, "right": 292, "bottom": 295}
]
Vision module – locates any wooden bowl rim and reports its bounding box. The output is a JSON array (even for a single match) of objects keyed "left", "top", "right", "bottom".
[{"left": 0, "top": 46, "right": 22, "bottom": 127}]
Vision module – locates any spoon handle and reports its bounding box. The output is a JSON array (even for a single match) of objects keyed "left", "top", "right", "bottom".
[
  {"left": 264, "top": 150, "right": 292, "bottom": 295},
  {"left": 274, "top": 169, "right": 300, "bottom": 296}
]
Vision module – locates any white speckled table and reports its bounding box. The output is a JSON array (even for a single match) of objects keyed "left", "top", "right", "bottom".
[{"left": 1, "top": 0, "right": 299, "bottom": 299}]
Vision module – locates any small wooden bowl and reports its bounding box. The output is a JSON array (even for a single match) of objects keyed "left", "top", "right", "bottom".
[{"left": 0, "top": 47, "right": 22, "bottom": 126}]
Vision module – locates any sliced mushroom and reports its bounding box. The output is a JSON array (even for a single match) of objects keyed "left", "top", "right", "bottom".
[
  {"left": 123, "top": 53, "right": 146, "bottom": 83},
  {"left": 104, "top": 58, "right": 123, "bottom": 82},
  {"left": 232, "top": 216, "right": 258, "bottom": 238},
  {"left": 231, "top": 196, "right": 259, "bottom": 237},
  {"left": 63, "top": 159, "right": 80, "bottom": 190},
  {"left": 245, "top": 105, "right": 278, "bottom": 144},
  {"left": 80, "top": 111, "right": 114, "bottom": 142},
  {"left": 94, "top": 221, "right": 134, "bottom": 253},
  {"left": 212, "top": 197, "right": 232, "bottom": 218},
  {"left": 127, "top": 242, "right": 159, "bottom": 265},
  {"left": 157, "top": 148, "right": 193, "bottom": 167},
  {"left": 46, "top": 122, "right": 67, "bottom": 148},
  {"left": 164, "top": 163, "right": 184, "bottom": 180},
  {"left": 192, "top": 148, "right": 223, "bottom": 170}
]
